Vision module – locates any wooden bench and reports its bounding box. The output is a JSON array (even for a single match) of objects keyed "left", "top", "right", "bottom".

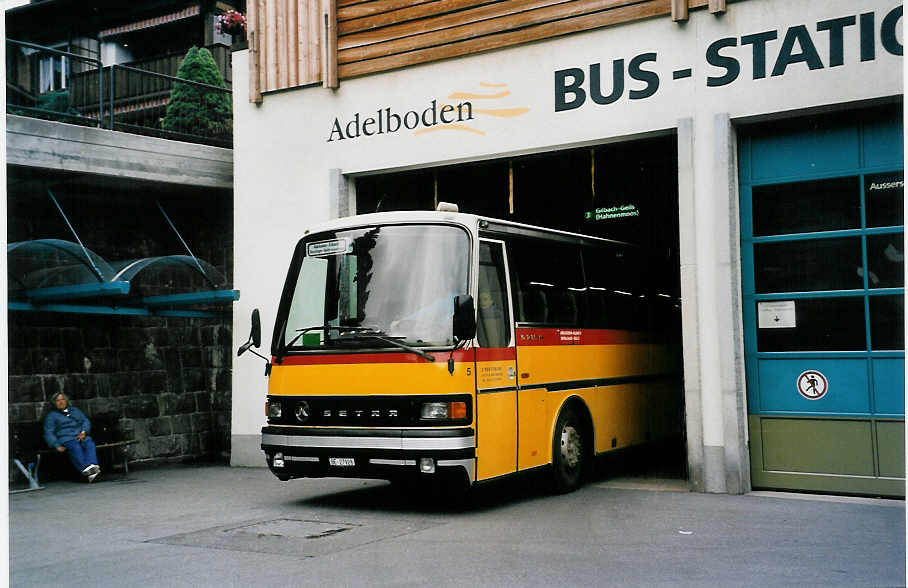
[{"left": 10, "top": 416, "right": 137, "bottom": 493}]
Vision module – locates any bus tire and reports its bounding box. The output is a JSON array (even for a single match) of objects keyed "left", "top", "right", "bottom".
[{"left": 551, "top": 405, "right": 585, "bottom": 493}]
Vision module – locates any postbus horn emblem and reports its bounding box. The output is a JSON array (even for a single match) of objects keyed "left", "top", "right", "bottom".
[{"left": 295, "top": 401, "right": 311, "bottom": 423}]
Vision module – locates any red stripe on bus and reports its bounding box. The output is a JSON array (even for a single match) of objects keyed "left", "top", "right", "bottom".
[
  {"left": 275, "top": 349, "right": 473, "bottom": 366},
  {"left": 474, "top": 347, "right": 516, "bottom": 361},
  {"left": 515, "top": 327, "right": 648, "bottom": 346},
  {"left": 272, "top": 329, "right": 654, "bottom": 364}
]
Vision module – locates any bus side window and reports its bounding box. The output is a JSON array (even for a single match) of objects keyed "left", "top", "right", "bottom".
[
  {"left": 518, "top": 290, "right": 547, "bottom": 323},
  {"left": 477, "top": 242, "right": 511, "bottom": 348},
  {"left": 509, "top": 237, "right": 584, "bottom": 326},
  {"left": 548, "top": 288, "right": 578, "bottom": 324},
  {"left": 583, "top": 244, "right": 645, "bottom": 331}
]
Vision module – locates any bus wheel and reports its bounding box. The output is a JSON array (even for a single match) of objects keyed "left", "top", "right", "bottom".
[{"left": 552, "top": 406, "right": 585, "bottom": 493}]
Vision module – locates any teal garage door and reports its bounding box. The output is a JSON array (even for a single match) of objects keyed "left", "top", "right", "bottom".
[{"left": 739, "top": 105, "right": 904, "bottom": 496}]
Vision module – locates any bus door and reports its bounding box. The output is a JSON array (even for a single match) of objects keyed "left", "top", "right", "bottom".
[{"left": 474, "top": 239, "right": 518, "bottom": 480}]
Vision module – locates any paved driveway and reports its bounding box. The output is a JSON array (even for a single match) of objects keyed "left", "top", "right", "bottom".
[{"left": 9, "top": 464, "right": 905, "bottom": 587}]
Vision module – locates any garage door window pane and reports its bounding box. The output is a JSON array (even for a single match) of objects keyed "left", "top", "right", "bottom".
[
  {"left": 757, "top": 297, "right": 866, "bottom": 351},
  {"left": 752, "top": 177, "right": 860, "bottom": 236},
  {"left": 754, "top": 238, "right": 862, "bottom": 293},
  {"left": 865, "top": 172, "right": 904, "bottom": 228},
  {"left": 870, "top": 296, "right": 904, "bottom": 351},
  {"left": 867, "top": 234, "right": 905, "bottom": 288}
]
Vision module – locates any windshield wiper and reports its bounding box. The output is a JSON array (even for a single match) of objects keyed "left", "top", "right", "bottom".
[
  {"left": 283, "top": 326, "right": 435, "bottom": 363},
  {"left": 334, "top": 329, "right": 436, "bottom": 362}
]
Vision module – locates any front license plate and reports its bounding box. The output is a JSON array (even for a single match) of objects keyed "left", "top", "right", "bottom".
[{"left": 329, "top": 458, "right": 355, "bottom": 467}]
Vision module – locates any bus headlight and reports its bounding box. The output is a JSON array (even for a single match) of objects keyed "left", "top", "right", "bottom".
[
  {"left": 420, "top": 401, "right": 467, "bottom": 420},
  {"left": 268, "top": 401, "right": 282, "bottom": 419}
]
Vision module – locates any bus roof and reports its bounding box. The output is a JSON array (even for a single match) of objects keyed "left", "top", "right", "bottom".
[{"left": 301, "top": 210, "right": 635, "bottom": 248}]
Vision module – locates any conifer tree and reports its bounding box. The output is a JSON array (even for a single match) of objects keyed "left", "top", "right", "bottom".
[{"left": 162, "top": 47, "right": 231, "bottom": 137}]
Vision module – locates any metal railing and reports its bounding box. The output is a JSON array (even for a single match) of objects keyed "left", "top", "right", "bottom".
[
  {"left": 107, "top": 65, "right": 232, "bottom": 148},
  {"left": 6, "top": 39, "right": 104, "bottom": 126},
  {"left": 124, "top": 44, "right": 232, "bottom": 87},
  {"left": 6, "top": 39, "right": 233, "bottom": 148}
]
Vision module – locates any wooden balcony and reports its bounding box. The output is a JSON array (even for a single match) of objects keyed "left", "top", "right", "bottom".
[
  {"left": 7, "top": 39, "right": 233, "bottom": 148},
  {"left": 70, "top": 43, "right": 232, "bottom": 112}
]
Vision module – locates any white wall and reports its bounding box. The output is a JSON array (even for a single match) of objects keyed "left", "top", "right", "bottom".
[
  {"left": 231, "top": 53, "right": 334, "bottom": 464},
  {"left": 231, "top": 0, "right": 903, "bottom": 472}
]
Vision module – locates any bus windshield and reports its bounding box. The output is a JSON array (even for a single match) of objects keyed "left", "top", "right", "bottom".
[{"left": 278, "top": 224, "right": 470, "bottom": 352}]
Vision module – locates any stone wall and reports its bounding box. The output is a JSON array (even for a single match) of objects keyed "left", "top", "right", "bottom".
[
  {"left": 7, "top": 170, "right": 234, "bottom": 480},
  {"left": 8, "top": 313, "right": 232, "bottom": 467}
]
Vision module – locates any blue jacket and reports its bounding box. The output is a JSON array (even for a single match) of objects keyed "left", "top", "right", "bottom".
[{"left": 43, "top": 406, "right": 92, "bottom": 448}]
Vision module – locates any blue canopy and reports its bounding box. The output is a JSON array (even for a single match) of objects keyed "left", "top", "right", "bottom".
[{"left": 8, "top": 239, "right": 238, "bottom": 317}]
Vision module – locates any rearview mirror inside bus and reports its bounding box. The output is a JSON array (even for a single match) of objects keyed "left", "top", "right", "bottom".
[{"left": 453, "top": 295, "right": 476, "bottom": 342}]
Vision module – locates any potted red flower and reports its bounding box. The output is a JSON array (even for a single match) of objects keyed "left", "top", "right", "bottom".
[{"left": 218, "top": 10, "right": 247, "bottom": 48}]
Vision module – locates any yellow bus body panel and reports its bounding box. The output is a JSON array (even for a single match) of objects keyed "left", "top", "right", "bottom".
[
  {"left": 518, "top": 344, "right": 657, "bottom": 384},
  {"left": 268, "top": 361, "right": 473, "bottom": 398},
  {"left": 517, "top": 386, "right": 548, "bottom": 470},
  {"left": 516, "top": 342, "right": 681, "bottom": 471},
  {"left": 474, "top": 357, "right": 518, "bottom": 480},
  {"left": 476, "top": 391, "right": 517, "bottom": 480},
  {"left": 265, "top": 338, "right": 680, "bottom": 483}
]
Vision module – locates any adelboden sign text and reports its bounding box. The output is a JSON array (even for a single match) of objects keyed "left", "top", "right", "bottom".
[{"left": 328, "top": 100, "right": 474, "bottom": 142}]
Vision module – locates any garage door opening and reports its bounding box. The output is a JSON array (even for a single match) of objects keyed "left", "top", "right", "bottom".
[{"left": 356, "top": 134, "right": 687, "bottom": 488}]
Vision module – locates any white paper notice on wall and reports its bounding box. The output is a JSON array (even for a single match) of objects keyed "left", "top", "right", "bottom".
[{"left": 758, "top": 300, "right": 796, "bottom": 328}]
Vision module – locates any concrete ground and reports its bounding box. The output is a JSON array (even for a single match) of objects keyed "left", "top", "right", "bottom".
[{"left": 9, "top": 463, "right": 906, "bottom": 588}]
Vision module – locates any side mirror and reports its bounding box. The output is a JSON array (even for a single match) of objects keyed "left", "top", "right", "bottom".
[
  {"left": 250, "top": 308, "right": 262, "bottom": 348},
  {"left": 453, "top": 295, "right": 476, "bottom": 342},
  {"left": 238, "top": 308, "right": 262, "bottom": 356}
]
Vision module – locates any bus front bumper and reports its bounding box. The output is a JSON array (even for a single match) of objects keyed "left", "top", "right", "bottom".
[{"left": 260, "top": 426, "right": 475, "bottom": 483}]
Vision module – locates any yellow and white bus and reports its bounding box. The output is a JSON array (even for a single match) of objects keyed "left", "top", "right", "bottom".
[{"left": 240, "top": 207, "right": 682, "bottom": 493}]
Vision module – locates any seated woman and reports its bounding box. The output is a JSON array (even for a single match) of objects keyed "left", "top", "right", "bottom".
[{"left": 43, "top": 392, "right": 101, "bottom": 482}]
